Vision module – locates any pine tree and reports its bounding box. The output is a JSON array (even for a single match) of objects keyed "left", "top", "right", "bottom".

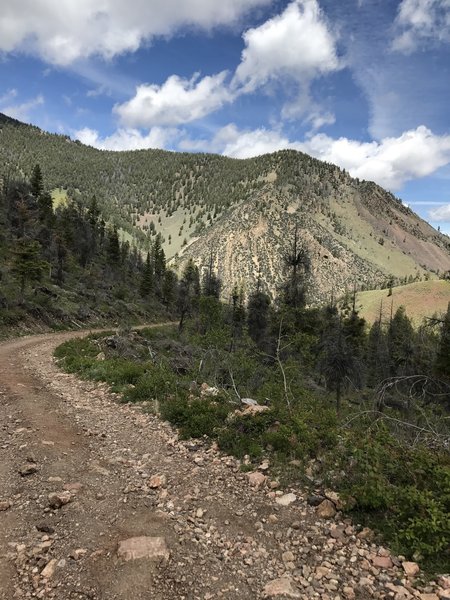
[
  {"left": 247, "top": 286, "right": 271, "bottom": 349},
  {"left": 435, "top": 302, "right": 450, "bottom": 380},
  {"left": 281, "top": 223, "right": 311, "bottom": 310},
  {"left": 12, "top": 239, "right": 48, "bottom": 302},
  {"left": 366, "top": 317, "right": 389, "bottom": 387},
  {"left": 140, "top": 252, "right": 153, "bottom": 297},
  {"left": 318, "top": 318, "right": 359, "bottom": 413},
  {"left": 177, "top": 259, "right": 200, "bottom": 331},
  {"left": 30, "top": 164, "right": 43, "bottom": 199},
  {"left": 388, "top": 306, "right": 415, "bottom": 376},
  {"left": 106, "top": 226, "right": 121, "bottom": 266},
  {"left": 162, "top": 269, "right": 177, "bottom": 308}
]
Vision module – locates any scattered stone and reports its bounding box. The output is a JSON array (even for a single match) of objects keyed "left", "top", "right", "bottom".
[
  {"left": 242, "top": 404, "right": 270, "bottom": 415},
  {"left": 263, "top": 577, "right": 301, "bottom": 598},
  {"left": 357, "top": 527, "right": 375, "bottom": 541},
  {"left": 282, "top": 551, "right": 295, "bottom": 564},
  {"left": 0, "top": 500, "right": 11, "bottom": 511},
  {"left": 70, "top": 548, "right": 87, "bottom": 560},
  {"left": 63, "top": 482, "right": 83, "bottom": 493},
  {"left": 420, "top": 594, "right": 439, "bottom": 600},
  {"left": 371, "top": 555, "right": 393, "bottom": 569},
  {"left": 275, "top": 493, "right": 296, "bottom": 506},
  {"left": 307, "top": 494, "right": 325, "bottom": 507},
  {"left": 48, "top": 491, "right": 72, "bottom": 509},
  {"left": 117, "top": 537, "right": 169, "bottom": 563},
  {"left": 96, "top": 352, "right": 106, "bottom": 361},
  {"left": 148, "top": 474, "right": 167, "bottom": 489},
  {"left": 343, "top": 586, "right": 356, "bottom": 600},
  {"left": 19, "top": 463, "right": 38, "bottom": 477},
  {"left": 325, "top": 490, "right": 344, "bottom": 510},
  {"left": 41, "top": 440, "right": 55, "bottom": 446},
  {"left": 36, "top": 523, "right": 55, "bottom": 534},
  {"left": 41, "top": 559, "right": 57, "bottom": 579},
  {"left": 247, "top": 471, "right": 267, "bottom": 488},
  {"left": 315, "top": 499, "right": 337, "bottom": 518},
  {"left": 402, "top": 562, "right": 420, "bottom": 577},
  {"left": 200, "top": 383, "right": 219, "bottom": 397},
  {"left": 439, "top": 577, "right": 450, "bottom": 590}
]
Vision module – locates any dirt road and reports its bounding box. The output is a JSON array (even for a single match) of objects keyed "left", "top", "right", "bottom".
[{"left": 0, "top": 329, "right": 442, "bottom": 600}]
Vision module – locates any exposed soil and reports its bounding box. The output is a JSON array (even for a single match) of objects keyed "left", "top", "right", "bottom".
[{"left": 0, "top": 329, "right": 445, "bottom": 600}]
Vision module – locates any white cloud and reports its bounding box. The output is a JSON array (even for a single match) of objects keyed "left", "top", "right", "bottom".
[
  {"left": 114, "top": 71, "right": 233, "bottom": 128},
  {"left": 392, "top": 0, "right": 450, "bottom": 53},
  {"left": 215, "top": 124, "right": 304, "bottom": 158},
  {"left": 233, "top": 0, "right": 340, "bottom": 93},
  {"left": 429, "top": 204, "right": 450, "bottom": 221},
  {"left": 74, "top": 126, "right": 180, "bottom": 151},
  {"left": 0, "top": 0, "right": 271, "bottom": 65},
  {"left": 0, "top": 92, "right": 44, "bottom": 121},
  {"left": 301, "top": 125, "right": 450, "bottom": 189}
]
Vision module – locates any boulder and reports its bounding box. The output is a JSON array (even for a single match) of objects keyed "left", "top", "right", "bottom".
[
  {"left": 275, "top": 493, "right": 296, "bottom": 506},
  {"left": 402, "top": 561, "right": 420, "bottom": 577},
  {"left": 48, "top": 491, "right": 72, "bottom": 509},
  {"left": 371, "top": 555, "right": 393, "bottom": 569},
  {"left": 247, "top": 471, "right": 267, "bottom": 488},
  {"left": 148, "top": 474, "right": 167, "bottom": 489},
  {"left": 315, "top": 499, "right": 337, "bottom": 518},
  {"left": 117, "top": 536, "right": 169, "bottom": 564},
  {"left": 19, "top": 463, "right": 38, "bottom": 476},
  {"left": 263, "top": 577, "right": 301, "bottom": 598}
]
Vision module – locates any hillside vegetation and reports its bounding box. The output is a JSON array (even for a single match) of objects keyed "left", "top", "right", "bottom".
[
  {"left": 1, "top": 112, "right": 449, "bottom": 303},
  {"left": 0, "top": 164, "right": 172, "bottom": 336}
]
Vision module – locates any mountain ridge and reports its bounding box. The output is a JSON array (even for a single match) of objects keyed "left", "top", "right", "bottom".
[{"left": 1, "top": 112, "right": 449, "bottom": 302}]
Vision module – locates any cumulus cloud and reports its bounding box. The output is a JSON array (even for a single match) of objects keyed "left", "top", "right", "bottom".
[
  {"left": 301, "top": 125, "right": 450, "bottom": 189},
  {"left": 74, "top": 126, "right": 180, "bottom": 151},
  {"left": 0, "top": 0, "right": 271, "bottom": 65},
  {"left": 233, "top": 0, "right": 340, "bottom": 93},
  {"left": 214, "top": 124, "right": 304, "bottom": 158},
  {"left": 114, "top": 72, "right": 233, "bottom": 128},
  {"left": 392, "top": 0, "right": 450, "bottom": 53},
  {"left": 429, "top": 204, "right": 450, "bottom": 221},
  {"left": 0, "top": 91, "right": 44, "bottom": 121}
]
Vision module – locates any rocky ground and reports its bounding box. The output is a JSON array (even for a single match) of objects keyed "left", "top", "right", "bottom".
[{"left": 0, "top": 329, "right": 449, "bottom": 600}]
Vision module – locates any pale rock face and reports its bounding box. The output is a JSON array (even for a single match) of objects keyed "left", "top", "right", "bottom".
[{"left": 117, "top": 536, "right": 170, "bottom": 564}]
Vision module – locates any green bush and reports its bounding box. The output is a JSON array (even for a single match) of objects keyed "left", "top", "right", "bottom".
[
  {"left": 123, "top": 363, "right": 178, "bottom": 402},
  {"left": 160, "top": 395, "right": 230, "bottom": 439},
  {"left": 335, "top": 428, "right": 450, "bottom": 566}
]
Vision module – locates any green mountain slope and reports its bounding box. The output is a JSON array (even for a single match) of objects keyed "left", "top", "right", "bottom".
[{"left": 1, "top": 112, "right": 449, "bottom": 302}]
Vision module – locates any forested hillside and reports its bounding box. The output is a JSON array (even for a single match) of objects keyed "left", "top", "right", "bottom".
[
  {"left": 1, "top": 113, "right": 449, "bottom": 304},
  {"left": 0, "top": 164, "right": 172, "bottom": 334}
]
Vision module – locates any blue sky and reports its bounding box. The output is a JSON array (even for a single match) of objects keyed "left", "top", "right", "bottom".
[{"left": 1, "top": 0, "right": 450, "bottom": 233}]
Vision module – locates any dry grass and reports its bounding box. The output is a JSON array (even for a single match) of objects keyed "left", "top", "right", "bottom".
[{"left": 356, "top": 280, "right": 450, "bottom": 325}]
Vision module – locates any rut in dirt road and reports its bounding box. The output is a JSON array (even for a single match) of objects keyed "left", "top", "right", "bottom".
[{"left": 0, "top": 330, "right": 442, "bottom": 600}]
